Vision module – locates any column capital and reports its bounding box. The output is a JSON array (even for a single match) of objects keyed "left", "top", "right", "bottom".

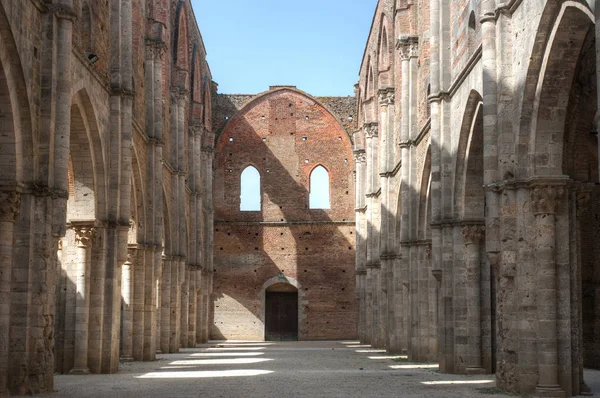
[
  {"left": 396, "top": 35, "right": 419, "bottom": 60},
  {"left": 462, "top": 225, "right": 485, "bottom": 245},
  {"left": 531, "top": 185, "right": 564, "bottom": 215},
  {"left": 72, "top": 223, "right": 96, "bottom": 248},
  {"left": 353, "top": 149, "right": 367, "bottom": 164},
  {"left": 378, "top": 87, "right": 395, "bottom": 106},
  {"left": 364, "top": 122, "right": 379, "bottom": 138},
  {"left": 0, "top": 191, "right": 20, "bottom": 222}
]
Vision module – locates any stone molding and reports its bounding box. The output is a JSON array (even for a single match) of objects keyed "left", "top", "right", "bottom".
[
  {"left": 353, "top": 149, "right": 367, "bottom": 164},
  {"left": 531, "top": 185, "right": 564, "bottom": 215},
  {"left": 0, "top": 191, "right": 20, "bottom": 223},
  {"left": 366, "top": 261, "right": 381, "bottom": 269},
  {"left": 356, "top": 269, "right": 367, "bottom": 276},
  {"left": 462, "top": 225, "right": 485, "bottom": 245}
]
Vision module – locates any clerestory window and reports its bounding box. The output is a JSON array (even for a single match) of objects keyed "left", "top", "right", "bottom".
[
  {"left": 309, "top": 165, "right": 330, "bottom": 209},
  {"left": 240, "top": 166, "right": 261, "bottom": 211}
]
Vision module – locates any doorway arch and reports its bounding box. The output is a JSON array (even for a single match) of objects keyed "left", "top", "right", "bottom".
[{"left": 260, "top": 276, "right": 305, "bottom": 341}]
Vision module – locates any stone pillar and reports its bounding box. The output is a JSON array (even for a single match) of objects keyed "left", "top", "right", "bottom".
[
  {"left": 160, "top": 256, "right": 171, "bottom": 353},
  {"left": 155, "top": 249, "right": 162, "bottom": 354},
  {"left": 353, "top": 148, "right": 367, "bottom": 343},
  {"left": 195, "top": 268, "right": 203, "bottom": 345},
  {"left": 70, "top": 224, "right": 95, "bottom": 375},
  {"left": 120, "top": 245, "right": 136, "bottom": 362},
  {"left": 0, "top": 192, "right": 19, "bottom": 395},
  {"left": 462, "top": 225, "right": 486, "bottom": 374},
  {"left": 188, "top": 267, "right": 197, "bottom": 348},
  {"left": 180, "top": 262, "right": 189, "bottom": 348},
  {"left": 170, "top": 257, "right": 181, "bottom": 352},
  {"left": 143, "top": 245, "right": 156, "bottom": 361},
  {"left": 531, "top": 185, "right": 565, "bottom": 398},
  {"left": 132, "top": 245, "right": 144, "bottom": 361}
]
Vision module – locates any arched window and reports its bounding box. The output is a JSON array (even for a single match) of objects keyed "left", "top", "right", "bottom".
[
  {"left": 309, "top": 166, "right": 330, "bottom": 209},
  {"left": 240, "top": 166, "right": 261, "bottom": 211}
]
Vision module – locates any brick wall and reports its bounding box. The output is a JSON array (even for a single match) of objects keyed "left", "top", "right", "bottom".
[{"left": 212, "top": 87, "right": 358, "bottom": 340}]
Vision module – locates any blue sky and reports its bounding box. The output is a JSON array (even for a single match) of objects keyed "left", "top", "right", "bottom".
[{"left": 191, "top": 0, "right": 378, "bottom": 96}]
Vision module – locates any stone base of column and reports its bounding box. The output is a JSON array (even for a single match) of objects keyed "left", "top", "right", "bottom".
[
  {"left": 466, "top": 367, "right": 487, "bottom": 375},
  {"left": 535, "top": 385, "right": 566, "bottom": 397},
  {"left": 120, "top": 356, "right": 134, "bottom": 362},
  {"left": 69, "top": 367, "right": 90, "bottom": 375},
  {"left": 580, "top": 382, "right": 593, "bottom": 396},
  {"left": 156, "top": 349, "right": 162, "bottom": 354}
]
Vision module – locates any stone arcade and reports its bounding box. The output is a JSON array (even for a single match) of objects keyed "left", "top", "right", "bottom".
[{"left": 1, "top": 0, "right": 600, "bottom": 397}]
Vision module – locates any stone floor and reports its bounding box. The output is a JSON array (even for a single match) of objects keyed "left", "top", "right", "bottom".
[{"left": 45, "top": 341, "right": 600, "bottom": 397}]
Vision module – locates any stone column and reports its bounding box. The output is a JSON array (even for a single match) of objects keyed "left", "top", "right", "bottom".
[
  {"left": 195, "top": 268, "right": 203, "bottom": 345},
  {"left": 155, "top": 248, "right": 162, "bottom": 354},
  {"left": 143, "top": 245, "right": 156, "bottom": 361},
  {"left": 462, "top": 225, "right": 486, "bottom": 374},
  {"left": 70, "top": 224, "right": 95, "bottom": 375},
  {"left": 170, "top": 257, "right": 181, "bottom": 352},
  {"left": 180, "top": 262, "right": 189, "bottom": 348},
  {"left": 0, "top": 192, "right": 19, "bottom": 395},
  {"left": 132, "top": 245, "right": 144, "bottom": 361},
  {"left": 120, "top": 245, "right": 136, "bottom": 362},
  {"left": 531, "top": 185, "right": 565, "bottom": 397},
  {"left": 188, "top": 267, "right": 197, "bottom": 348},
  {"left": 160, "top": 256, "right": 171, "bottom": 353}
]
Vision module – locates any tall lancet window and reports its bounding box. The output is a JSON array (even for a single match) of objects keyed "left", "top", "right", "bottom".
[
  {"left": 240, "top": 166, "right": 261, "bottom": 211},
  {"left": 309, "top": 165, "right": 330, "bottom": 209}
]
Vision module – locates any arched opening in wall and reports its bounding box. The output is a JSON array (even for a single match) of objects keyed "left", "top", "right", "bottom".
[
  {"left": 426, "top": 84, "right": 431, "bottom": 120},
  {"left": 453, "top": 90, "right": 494, "bottom": 375},
  {"left": 240, "top": 166, "right": 261, "bottom": 211},
  {"left": 379, "top": 25, "right": 389, "bottom": 70},
  {"left": 527, "top": 5, "right": 597, "bottom": 394},
  {"left": 309, "top": 165, "right": 330, "bottom": 209},
  {"left": 265, "top": 283, "right": 298, "bottom": 341},
  {"left": 56, "top": 91, "right": 105, "bottom": 374},
  {"left": 467, "top": 11, "right": 476, "bottom": 54},
  {"left": 0, "top": 52, "right": 17, "bottom": 186}
]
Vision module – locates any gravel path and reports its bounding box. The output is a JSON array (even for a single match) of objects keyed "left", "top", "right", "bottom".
[{"left": 44, "top": 341, "right": 600, "bottom": 397}]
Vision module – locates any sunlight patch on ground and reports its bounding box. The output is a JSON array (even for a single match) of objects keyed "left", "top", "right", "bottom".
[
  {"left": 205, "top": 347, "right": 265, "bottom": 351},
  {"left": 421, "top": 380, "right": 494, "bottom": 385},
  {"left": 160, "top": 366, "right": 198, "bottom": 370},
  {"left": 188, "top": 352, "right": 265, "bottom": 357},
  {"left": 169, "top": 358, "right": 274, "bottom": 365},
  {"left": 355, "top": 349, "right": 386, "bottom": 353},
  {"left": 213, "top": 343, "right": 275, "bottom": 347},
  {"left": 368, "top": 355, "right": 407, "bottom": 360},
  {"left": 346, "top": 345, "right": 372, "bottom": 348},
  {"left": 340, "top": 341, "right": 361, "bottom": 345},
  {"left": 137, "top": 369, "right": 274, "bottom": 379},
  {"left": 390, "top": 364, "right": 439, "bottom": 369}
]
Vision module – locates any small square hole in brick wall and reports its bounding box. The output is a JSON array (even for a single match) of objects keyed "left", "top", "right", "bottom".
[
  {"left": 305, "top": 116, "right": 309, "bottom": 120},
  {"left": 229, "top": 137, "right": 234, "bottom": 142},
  {"left": 255, "top": 233, "right": 259, "bottom": 236},
  {"left": 338, "top": 137, "right": 342, "bottom": 141},
  {"left": 301, "top": 137, "right": 307, "bottom": 141},
  {"left": 255, "top": 247, "right": 258, "bottom": 251},
  {"left": 346, "top": 191, "right": 349, "bottom": 195},
  {"left": 280, "top": 232, "right": 283, "bottom": 235},
  {"left": 305, "top": 159, "right": 309, "bottom": 163},
  {"left": 344, "top": 159, "right": 348, "bottom": 164},
  {"left": 261, "top": 116, "right": 265, "bottom": 120},
  {"left": 216, "top": 228, "right": 219, "bottom": 232},
  {"left": 225, "top": 116, "right": 229, "bottom": 120},
  {"left": 262, "top": 138, "right": 267, "bottom": 142},
  {"left": 305, "top": 247, "right": 309, "bottom": 251},
  {"left": 304, "top": 270, "right": 307, "bottom": 273},
  {"left": 289, "top": 103, "right": 292, "bottom": 107},
  {"left": 281, "top": 248, "right": 284, "bottom": 251},
  {"left": 281, "top": 219, "right": 284, "bottom": 221},
  {"left": 342, "top": 270, "right": 346, "bottom": 273},
  {"left": 229, "top": 153, "right": 233, "bottom": 156},
  {"left": 350, "top": 231, "right": 353, "bottom": 235},
  {"left": 348, "top": 116, "right": 353, "bottom": 121},
  {"left": 266, "top": 169, "right": 270, "bottom": 173}
]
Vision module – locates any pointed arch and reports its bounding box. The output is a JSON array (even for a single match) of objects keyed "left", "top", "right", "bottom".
[
  {"left": 418, "top": 147, "right": 431, "bottom": 239},
  {"left": 0, "top": 2, "right": 34, "bottom": 185},
  {"left": 173, "top": 1, "right": 190, "bottom": 71},
  {"left": 240, "top": 165, "right": 261, "bottom": 211},
  {"left": 518, "top": 1, "right": 594, "bottom": 177},
  {"left": 453, "top": 90, "right": 484, "bottom": 220},
  {"left": 378, "top": 16, "right": 390, "bottom": 71},
  {"left": 309, "top": 165, "right": 330, "bottom": 210}
]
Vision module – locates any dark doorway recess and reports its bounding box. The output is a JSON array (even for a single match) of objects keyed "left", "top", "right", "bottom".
[{"left": 265, "top": 290, "right": 298, "bottom": 341}]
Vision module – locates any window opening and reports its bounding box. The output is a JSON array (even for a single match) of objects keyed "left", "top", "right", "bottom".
[
  {"left": 240, "top": 166, "right": 261, "bottom": 211},
  {"left": 309, "top": 166, "right": 331, "bottom": 209}
]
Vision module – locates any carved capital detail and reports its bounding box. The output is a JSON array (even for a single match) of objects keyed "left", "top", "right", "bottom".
[
  {"left": 74, "top": 226, "right": 95, "bottom": 248},
  {"left": 378, "top": 88, "right": 395, "bottom": 106},
  {"left": 462, "top": 225, "right": 485, "bottom": 245},
  {"left": 353, "top": 149, "right": 367, "bottom": 164},
  {"left": 364, "top": 122, "right": 379, "bottom": 138},
  {"left": 396, "top": 35, "right": 419, "bottom": 60},
  {"left": 0, "top": 191, "right": 20, "bottom": 223},
  {"left": 531, "top": 185, "right": 564, "bottom": 215}
]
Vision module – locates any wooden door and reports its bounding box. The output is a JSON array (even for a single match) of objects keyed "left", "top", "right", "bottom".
[{"left": 265, "top": 292, "right": 298, "bottom": 341}]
